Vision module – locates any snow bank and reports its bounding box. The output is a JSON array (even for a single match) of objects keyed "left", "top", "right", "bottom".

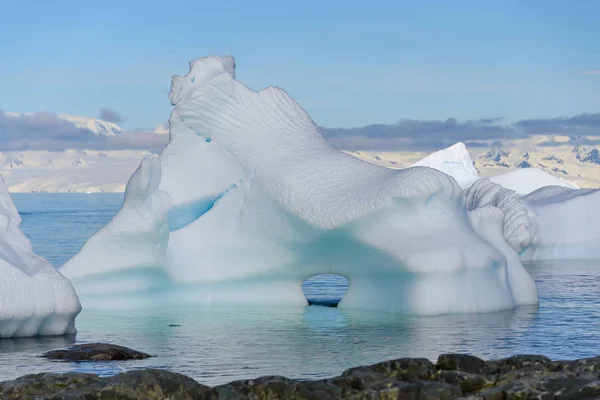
[
  {"left": 521, "top": 186, "right": 600, "bottom": 260},
  {"left": 61, "top": 56, "right": 538, "bottom": 315},
  {"left": 0, "top": 176, "right": 80, "bottom": 338}
]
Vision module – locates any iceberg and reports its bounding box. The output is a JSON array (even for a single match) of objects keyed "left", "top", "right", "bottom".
[
  {"left": 411, "top": 142, "right": 479, "bottom": 189},
  {"left": 415, "top": 144, "right": 598, "bottom": 261},
  {"left": 521, "top": 186, "right": 600, "bottom": 260},
  {"left": 0, "top": 176, "right": 81, "bottom": 338},
  {"left": 61, "top": 56, "right": 538, "bottom": 315}
]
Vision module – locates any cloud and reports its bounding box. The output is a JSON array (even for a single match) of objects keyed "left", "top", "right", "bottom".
[
  {"left": 1, "top": 109, "right": 599, "bottom": 153},
  {"left": 98, "top": 107, "right": 126, "bottom": 123},
  {"left": 0, "top": 110, "right": 168, "bottom": 151},
  {"left": 516, "top": 112, "right": 600, "bottom": 136},
  {"left": 321, "top": 118, "right": 524, "bottom": 151},
  {"left": 580, "top": 70, "right": 600, "bottom": 75},
  {"left": 321, "top": 112, "right": 600, "bottom": 151}
]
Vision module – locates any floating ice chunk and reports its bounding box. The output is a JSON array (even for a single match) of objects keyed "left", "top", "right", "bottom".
[
  {"left": 521, "top": 186, "right": 600, "bottom": 260},
  {"left": 0, "top": 176, "right": 81, "bottom": 338},
  {"left": 62, "top": 56, "right": 538, "bottom": 315}
]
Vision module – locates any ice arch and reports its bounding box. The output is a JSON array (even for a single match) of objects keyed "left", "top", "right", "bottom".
[
  {"left": 61, "top": 56, "right": 538, "bottom": 315},
  {"left": 302, "top": 274, "right": 349, "bottom": 307}
]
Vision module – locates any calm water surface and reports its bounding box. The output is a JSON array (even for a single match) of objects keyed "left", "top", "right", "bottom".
[{"left": 0, "top": 193, "right": 599, "bottom": 384}]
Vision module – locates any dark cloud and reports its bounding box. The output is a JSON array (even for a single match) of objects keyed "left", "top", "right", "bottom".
[
  {"left": 516, "top": 113, "right": 600, "bottom": 136},
  {"left": 321, "top": 112, "right": 600, "bottom": 151},
  {"left": 98, "top": 107, "right": 126, "bottom": 123},
  {"left": 1, "top": 108, "right": 599, "bottom": 153},
  {"left": 0, "top": 110, "right": 168, "bottom": 151}
]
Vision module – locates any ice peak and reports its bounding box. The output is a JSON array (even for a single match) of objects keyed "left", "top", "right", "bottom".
[{"left": 169, "top": 56, "right": 236, "bottom": 106}]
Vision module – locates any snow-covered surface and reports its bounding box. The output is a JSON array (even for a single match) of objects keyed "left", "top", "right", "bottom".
[
  {"left": 62, "top": 56, "right": 538, "bottom": 315},
  {"left": 521, "top": 187, "right": 600, "bottom": 261},
  {"left": 0, "top": 176, "right": 81, "bottom": 338}
]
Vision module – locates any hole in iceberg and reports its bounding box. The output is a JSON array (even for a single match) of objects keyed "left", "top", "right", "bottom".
[{"left": 302, "top": 274, "right": 348, "bottom": 308}]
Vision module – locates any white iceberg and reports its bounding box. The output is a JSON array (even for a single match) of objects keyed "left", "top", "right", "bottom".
[
  {"left": 61, "top": 56, "right": 538, "bottom": 315},
  {"left": 0, "top": 176, "right": 81, "bottom": 338},
  {"left": 416, "top": 144, "right": 598, "bottom": 260},
  {"left": 411, "top": 142, "right": 479, "bottom": 189},
  {"left": 521, "top": 186, "right": 600, "bottom": 261}
]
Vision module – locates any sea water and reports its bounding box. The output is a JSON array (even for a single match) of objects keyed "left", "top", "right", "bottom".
[{"left": 1, "top": 193, "right": 600, "bottom": 384}]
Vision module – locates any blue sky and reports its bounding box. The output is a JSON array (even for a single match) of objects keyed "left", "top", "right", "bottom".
[{"left": 1, "top": 0, "right": 598, "bottom": 130}]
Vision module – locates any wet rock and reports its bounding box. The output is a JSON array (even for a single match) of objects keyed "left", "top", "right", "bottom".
[
  {"left": 342, "top": 357, "right": 436, "bottom": 381},
  {"left": 213, "top": 376, "right": 295, "bottom": 399},
  {"left": 294, "top": 380, "right": 343, "bottom": 400},
  {"left": 0, "top": 369, "right": 210, "bottom": 400},
  {"left": 436, "top": 354, "right": 487, "bottom": 374},
  {"left": 39, "top": 342, "right": 152, "bottom": 361},
  {"left": 484, "top": 354, "right": 551, "bottom": 374},
  {"left": 5, "top": 353, "right": 600, "bottom": 399},
  {"left": 437, "top": 370, "right": 489, "bottom": 393}
]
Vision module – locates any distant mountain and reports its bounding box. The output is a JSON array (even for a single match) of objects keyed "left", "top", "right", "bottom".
[
  {"left": 1, "top": 114, "right": 599, "bottom": 192},
  {"left": 472, "top": 135, "right": 600, "bottom": 188},
  {"left": 58, "top": 114, "right": 122, "bottom": 136},
  {"left": 0, "top": 149, "right": 152, "bottom": 193},
  {"left": 4, "top": 112, "right": 122, "bottom": 136},
  {"left": 348, "top": 135, "right": 600, "bottom": 189}
]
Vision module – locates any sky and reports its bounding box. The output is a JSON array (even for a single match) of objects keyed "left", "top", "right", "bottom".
[{"left": 0, "top": 0, "right": 599, "bottom": 150}]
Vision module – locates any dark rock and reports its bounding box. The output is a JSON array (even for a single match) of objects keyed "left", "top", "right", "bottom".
[
  {"left": 418, "top": 381, "right": 463, "bottom": 399},
  {"left": 294, "top": 380, "right": 342, "bottom": 400},
  {"left": 0, "top": 369, "right": 210, "bottom": 400},
  {"left": 7, "top": 353, "right": 600, "bottom": 399},
  {"left": 436, "top": 354, "right": 487, "bottom": 374},
  {"left": 437, "top": 370, "right": 489, "bottom": 393},
  {"left": 342, "top": 357, "right": 435, "bottom": 381},
  {"left": 213, "top": 376, "right": 295, "bottom": 399},
  {"left": 0, "top": 372, "right": 99, "bottom": 399},
  {"left": 485, "top": 354, "right": 551, "bottom": 374},
  {"left": 39, "top": 342, "right": 152, "bottom": 361}
]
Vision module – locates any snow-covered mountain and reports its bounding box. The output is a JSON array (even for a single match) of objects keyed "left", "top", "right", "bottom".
[
  {"left": 0, "top": 114, "right": 168, "bottom": 192},
  {"left": 5, "top": 112, "right": 122, "bottom": 136},
  {"left": 0, "top": 150, "right": 152, "bottom": 193},
  {"left": 349, "top": 135, "right": 600, "bottom": 189},
  {"left": 1, "top": 113, "right": 599, "bottom": 192}
]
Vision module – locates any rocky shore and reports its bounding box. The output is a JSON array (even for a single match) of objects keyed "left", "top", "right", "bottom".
[{"left": 3, "top": 347, "right": 600, "bottom": 399}]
